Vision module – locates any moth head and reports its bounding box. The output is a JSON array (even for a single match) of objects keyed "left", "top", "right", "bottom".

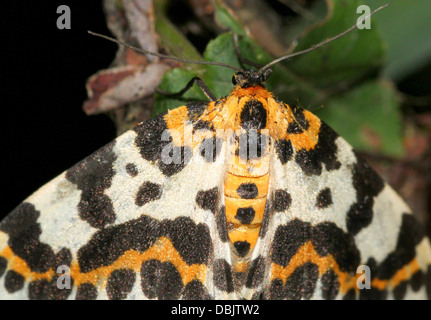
[{"left": 232, "top": 69, "right": 272, "bottom": 88}]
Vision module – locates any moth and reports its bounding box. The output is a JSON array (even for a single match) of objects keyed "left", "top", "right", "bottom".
[{"left": 0, "top": 4, "right": 430, "bottom": 300}]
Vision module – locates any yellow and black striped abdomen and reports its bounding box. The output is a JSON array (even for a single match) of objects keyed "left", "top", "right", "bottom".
[
  {"left": 224, "top": 171, "right": 269, "bottom": 263},
  {"left": 223, "top": 93, "right": 271, "bottom": 272}
]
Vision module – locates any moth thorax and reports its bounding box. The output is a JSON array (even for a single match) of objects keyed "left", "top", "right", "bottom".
[{"left": 239, "top": 99, "right": 267, "bottom": 130}]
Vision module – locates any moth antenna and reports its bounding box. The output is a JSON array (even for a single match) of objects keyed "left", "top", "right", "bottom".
[
  {"left": 258, "top": 3, "right": 391, "bottom": 74},
  {"left": 88, "top": 31, "right": 243, "bottom": 72}
]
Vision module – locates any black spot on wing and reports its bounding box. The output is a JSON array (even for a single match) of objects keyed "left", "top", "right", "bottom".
[
  {"left": 125, "top": 163, "right": 138, "bottom": 177},
  {"left": 275, "top": 139, "right": 293, "bottom": 164},
  {"left": 158, "top": 145, "right": 193, "bottom": 177},
  {"left": 271, "top": 219, "right": 360, "bottom": 274},
  {"left": 135, "top": 181, "right": 163, "bottom": 206},
  {"left": 107, "top": 269, "right": 136, "bottom": 300},
  {"left": 134, "top": 111, "right": 191, "bottom": 177},
  {"left": 213, "top": 259, "right": 234, "bottom": 293},
  {"left": 236, "top": 183, "right": 258, "bottom": 199},
  {"left": 273, "top": 189, "right": 292, "bottom": 212},
  {"left": 28, "top": 276, "right": 74, "bottom": 300},
  {"left": 77, "top": 215, "right": 161, "bottom": 273},
  {"left": 240, "top": 99, "right": 267, "bottom": 130},
  {"left": 266, "top": 279, "right": 283, "bottom": 300},
  {"left": 66, "top": 140, "right": 117, "bottom": 229},
  {"left": 346, "top": 154, "right": 385, "bottom": 235},
  {"left": 134, "top": 112, "right": 169, "bottom": 162},
  {"left": 28, "top": 280, "right": 49, "bottom": 300},
  {"left": 270, "top": 219, "right": 311, "bottom": 268},
  {"left": 246, "top": 256, "right": 266, "bottom": 288},
  {"left": 193, "top": 120, "right": 213, "bottom": 132},
  {"left": 53, "top": 248, "right": 72, "bottom": 269},
  {"left": 140, "top": 259, "right": 183, "bottom": 300},
  {"left": 216, "top": 206, "right": 229, "bottom": 243},
  {"left": 0, "top": 257, "right": 7, "bottom": 278},
  {"left": 77, "top": 216, "right": 212, "bottom": 272},
  {"left": 287, "top": 104, "right": 310, "bottom": 134},
  {"left": 316, "top": 188, "right": 333, "bottom": 209},
  {"left": 185, "top": 101, "right": 209, "bottom": 121},
  {"left": 321, "top": 269, "right": 339, "bottom": 300},
  {"left": 410, "top": 270, "right": 424, "bottom": 292},
  {"left": 287, "top": 121, "right": 305, "bottom": 134},
  {"left": 196, "top": 187, "right": 219, "bottom": 214},
  {"left": 76, "top": 283, "right": 98, "bottom": 300},
  {"left": 0, "top": 202, "right": 55, "bottom": 273},
  {"left": 163, "top": 217, "right": 213, "bottom": 265},
  {"left": 183, "top": 279, "right": 212, "bottom": 300},
  {"left": 268, "top": 262, "right": 318, "bottom": 299},
  {"left": 189, "top": 101, "right": 216, "bottom": 133},
  {"left": 50, "top": 276, "right": 73, "bottom": 300},
  {"left": 311, "top": 221, "right": 360, "bottom": 273},
  {"left": 199, "top": 137, "right": 222, "bottom": 162},
  {"left": 288, "top": 262, "right": 319, "bottom": 299},
  {"left": 393, "top": 281, "right": 407, "bottom": 300},
  {"left": 294, "top": 122, "right": 341, "bottom": 176},
  {"left": 4, "top": 270, "right": 24, "bottom": 293}
]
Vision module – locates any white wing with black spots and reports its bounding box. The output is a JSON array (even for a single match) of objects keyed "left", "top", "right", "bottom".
[
  {"left": 259, "top": 119, "right": 431, "bottom": 300},
  {"left": 0, "top": 102, "right": 237, "bottom": 300}
]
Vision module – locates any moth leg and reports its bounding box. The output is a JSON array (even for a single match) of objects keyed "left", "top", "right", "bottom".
[
  {"left": 233, "top": 34, "right": 263, "bottom": 69},
  {"left": 156, "top": 76, "right": 217, "bottom": 101}
]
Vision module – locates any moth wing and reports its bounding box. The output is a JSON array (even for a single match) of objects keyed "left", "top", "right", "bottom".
[
  {"left": 0, "top": 101, "right": 233, "bottom": 300},
  {"left": 251, "top": 107, "right": 431, "bottom": 300}
]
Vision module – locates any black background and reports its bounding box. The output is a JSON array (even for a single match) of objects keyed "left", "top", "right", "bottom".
[{"left": 1, "top": 1, "right": 117, "bottom": 217}]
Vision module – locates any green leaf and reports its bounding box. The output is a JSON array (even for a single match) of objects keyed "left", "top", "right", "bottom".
[
  {"left": 154, "top": 0, "right": 203, "bottom": 70},
  {"left": 284, "top": 0, "right": 385, "bottom": 90},
  {"left": 316, "top": 81, "right": 404, "bottom": 157},
  {"left": 153, "top": 69, "right": 208, "bottom": 116},
  {"left": 363, "top": 0, "right": 431, "bottom": 80}
]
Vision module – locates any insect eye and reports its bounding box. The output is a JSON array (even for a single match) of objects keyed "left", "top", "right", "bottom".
[{"left": 233, "top": 73, "right": 246, "bottom": 86}]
